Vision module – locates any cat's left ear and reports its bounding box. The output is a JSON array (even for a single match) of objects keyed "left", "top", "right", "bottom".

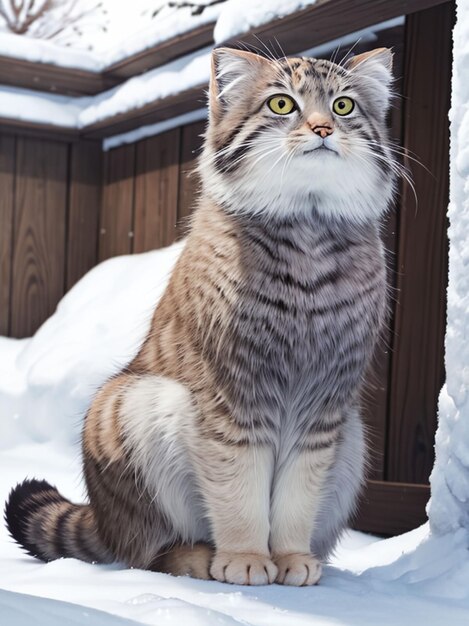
[
  {"left": 345, "top": 48, "right": 393, "bottom": 113},
  {"left": 209, "top": 47, "right": 269, "bottom": 122},
  {"left": 345, "top": 48, "right": 393, "bottom": 84}
]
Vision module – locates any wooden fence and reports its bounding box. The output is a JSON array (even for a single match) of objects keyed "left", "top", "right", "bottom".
[
  {"left": 0, "top": 0, "right": 455, "bottom": 535},
  {"left": 0, "top": 125, "right": 203, "bottom": 338}
]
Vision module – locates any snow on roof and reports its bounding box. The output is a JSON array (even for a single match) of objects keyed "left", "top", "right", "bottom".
[
  {"left": 0, "top": 1, "right": 222, "bottom": 70},
  {"left": 0, "top": 31, "right": 100, "bottom": 71},
  {"left": 0, "top": 0, "right": 321, "bottom": 72}
]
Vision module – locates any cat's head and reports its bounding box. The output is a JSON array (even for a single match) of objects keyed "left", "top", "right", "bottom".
[{"left": 200, "top": 47, "right": 397, "bottom": 223}]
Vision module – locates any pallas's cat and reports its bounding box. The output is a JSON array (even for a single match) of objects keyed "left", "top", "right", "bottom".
[{"left": 5, "top": 46, "right": 396, "bottom": 586}]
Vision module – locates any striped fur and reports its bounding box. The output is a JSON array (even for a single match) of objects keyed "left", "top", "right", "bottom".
[{"left": 5, "top": 47, "right": 396, "bottom": 586}]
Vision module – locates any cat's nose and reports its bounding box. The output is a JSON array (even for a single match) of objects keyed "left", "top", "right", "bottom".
[
  {"left": 312, "top": 125, "right": 333, "bottom": 138},
  {"left": 307, "top": 113, "right": 334, "bottom": 138}
]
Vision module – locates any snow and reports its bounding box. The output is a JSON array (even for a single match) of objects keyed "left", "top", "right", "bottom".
[
  {"left": 0, "top": 85, "right": 89, "bottom": 128},
  {"left": 214, "top": 0, "right": 319, "bottom": 43},
  {"left": 0, "top": 1, "right": 223, "bottom": 69},
  {"left": 0, "top": 243, "right": 184, "bottom": 451},
  {"left": 427, "top": 0, "right": 469, "bottom": 537},
  {"left": 1, "top": 239, "right": 469, "bottom": 625},
  {"left": 0, "top": 31, "right": 100, "bottom": 71},
  {"left": 78, "top": 46, "right": 211, "bottom": 128}
]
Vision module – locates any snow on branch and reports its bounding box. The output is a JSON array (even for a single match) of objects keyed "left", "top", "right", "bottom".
[
  {"left": 151, "top": 0, "right": 227, "bottom": 18},
  {"left": 0, "top": 0, "right": 108, "bottom": 48}
]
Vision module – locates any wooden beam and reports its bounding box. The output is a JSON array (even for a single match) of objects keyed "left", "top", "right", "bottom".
[
  {"left": 0, "top": 55, "right": 117, "bottom": 96},
  {"left": 0, "top": 119, "right": 80, "bottom": 143},
  {"left": 353, "top": 480, "right": 430, "bottom": 535},
  {"left": 386, "top": 1, "right": 453, "bottom": 484}
]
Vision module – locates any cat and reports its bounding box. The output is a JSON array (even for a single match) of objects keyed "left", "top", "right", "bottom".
[{"left": 5, "top": 45, "right": 396, "bottom": 586}]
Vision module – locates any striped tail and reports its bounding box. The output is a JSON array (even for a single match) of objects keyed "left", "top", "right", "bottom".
[{"left": 4, "top": 479, "right": 112, "bottom": 564}]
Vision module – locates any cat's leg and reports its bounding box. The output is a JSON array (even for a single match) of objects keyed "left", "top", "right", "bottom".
[
  {"left": 155, "top": 543, "right": 214, "bottom": 579},
  {"left": 270, "top": 422, "right": 339, "bottom": 586},
  {"left": 85, "top": 373, "right": 210, "bottom": 571},
  {"left": 310, "top": 406, "right": 366, "bottom": 561},
  {"left": 192, "top": 438, "right": 277, "bottom": 585}
]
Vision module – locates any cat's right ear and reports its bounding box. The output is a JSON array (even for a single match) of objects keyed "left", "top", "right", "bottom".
[{"left": 209, "top": 47, "right": 269, "bottom": 123}]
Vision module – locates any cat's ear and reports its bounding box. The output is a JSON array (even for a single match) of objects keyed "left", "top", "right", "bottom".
[
  {"left": 346, "top": 48, "right": 393, "bottom": 114},
  {"left": 345, "top": 48, "right": 393, "bottom": 85},
  {"left": 209, "top": 47, "right": 269, "bottom": 122}
]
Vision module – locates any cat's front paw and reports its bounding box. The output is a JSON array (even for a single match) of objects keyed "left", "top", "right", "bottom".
[
  {"left": 210, "top": 551, "right": 277, "bottom": 585},
  {"left": 274, "top": 553, "right": 322, "bottom": 586}
]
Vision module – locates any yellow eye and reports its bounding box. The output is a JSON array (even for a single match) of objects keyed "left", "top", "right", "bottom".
[
  {"left": 267, "top": 95, "right": 296, "bottom": 115},
  {"left": 333, "top": 97, "right": 355, "bottom": 116}
]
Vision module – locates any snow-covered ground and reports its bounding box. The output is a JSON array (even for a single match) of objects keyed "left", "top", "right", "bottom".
[{"left": 1, "top": 242, "right": 469, "bottom": 625}]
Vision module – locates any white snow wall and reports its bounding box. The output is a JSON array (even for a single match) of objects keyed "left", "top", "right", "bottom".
[{"left": 427, "top": 0, "right": 469, "bottom": 536}]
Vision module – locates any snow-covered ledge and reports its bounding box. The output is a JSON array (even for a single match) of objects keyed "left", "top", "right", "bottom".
[{"left": 427, "top": 0, "right": 469, "bottom": 538}]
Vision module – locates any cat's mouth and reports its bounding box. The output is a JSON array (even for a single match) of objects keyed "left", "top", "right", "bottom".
[{"left": 303, "top": 146, "right": 338, "bottom": 156}]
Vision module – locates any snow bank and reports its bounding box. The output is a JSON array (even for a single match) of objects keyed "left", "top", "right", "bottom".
[
  {"left": 0, "top": 243, "right": 183, "bottom": 451},
  {"left": 427, "top": 0, "right": 469, "bottom": 537}
]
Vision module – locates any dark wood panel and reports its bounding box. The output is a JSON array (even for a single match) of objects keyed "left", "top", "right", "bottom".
[
  {"left": 0, "top": 55, "right": 117, "bottom": 96},
  {"left": 134, "top": 130, "right": 180, "bottom": 252},
  {"left": 66, "top": 141, "right": 102, "bottom": 290},
  {"left": 99, "top": 145, "right": 136, "bottom": 261},
  {"left": 0, "top": 119, "right": 79, "bottom": 143},
  {"left": 359, "top": 26, "right": 406, "bottom": 481},
  {"left": 10, "top": 138, "right": 68, "bottom": 338},
  {"left": 177, "top": 120, "right": 205, "bottom": 239},
  {"left": 353, "top": 480, "right": 430, "bottom": 535},
  {"left": 0, "top": 134, "right": 15, "bottom": 336},
  {"left": 386, "top": 2, "right": 453, "bottom": 483}
]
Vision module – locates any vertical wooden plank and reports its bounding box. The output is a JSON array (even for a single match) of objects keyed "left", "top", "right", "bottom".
[
  {"left": 0, "top": 134, "right": 15, "bottom": 336},
  {"left": 386, "top": 2, "right": 453, "bottom": 483},
  {"left": 99, "top": 144, "right": 135, "bottom": 261},
  {"left": 360, "top": 25, "right": 406, "bottom": 481},
  {"left": 134, "top": 129, "right": 180, "bottom": 252},
  {"left": 66, "top": 140, "right": 102, "bottom": 289},
  {"left": 11, "top": 138, "right": 68, "bottom": 338},
  {"left": 177, "top": 120, "right": 205, "bottom": 239}
]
